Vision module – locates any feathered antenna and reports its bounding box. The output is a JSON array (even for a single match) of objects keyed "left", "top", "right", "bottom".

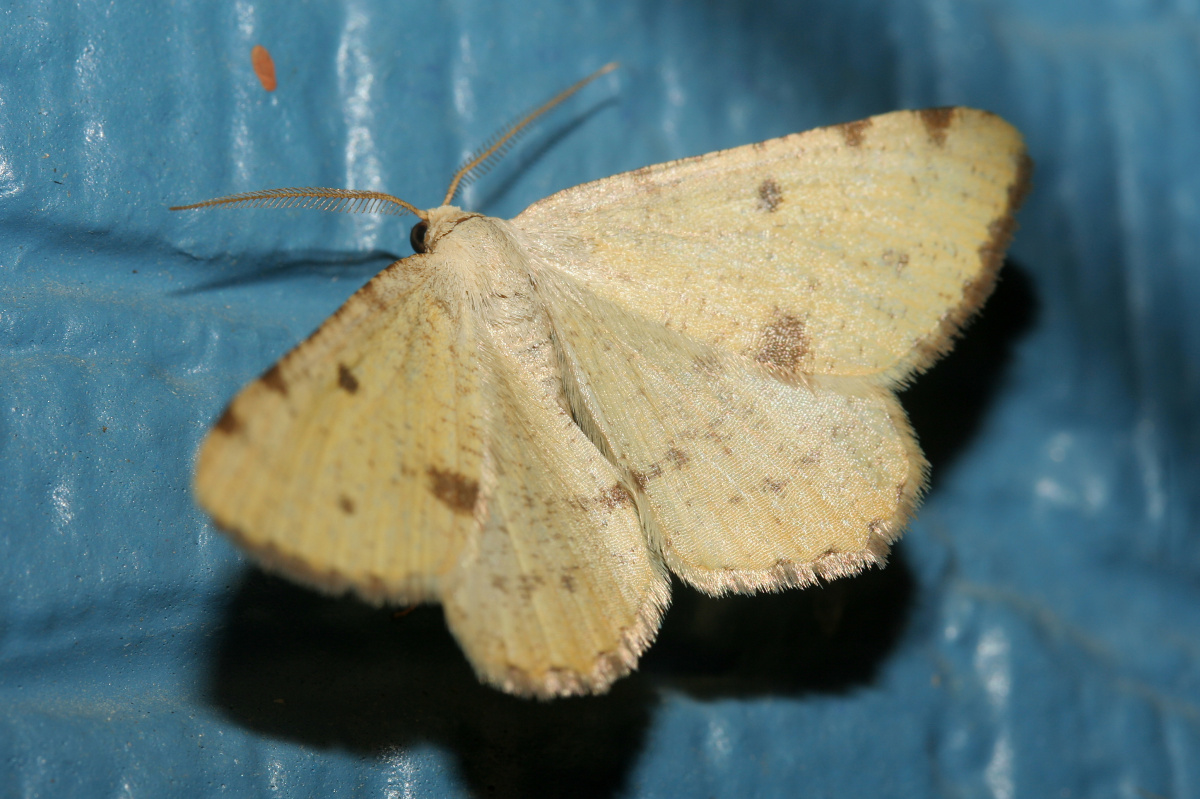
[
  {"left": 441, "top": 62, "right": 618, "bottom": 206},
  {"left": 170, "top": 187, "right": 426, "bottom": 220}
]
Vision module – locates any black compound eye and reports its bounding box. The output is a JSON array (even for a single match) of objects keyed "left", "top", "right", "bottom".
[{"left": 409, "top": 221, "right": 429, "bottom": 253}]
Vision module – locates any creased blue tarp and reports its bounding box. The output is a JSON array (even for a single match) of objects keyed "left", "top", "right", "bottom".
[{"left": 1, "top": 1, "right": 1198, "bottom": 796}]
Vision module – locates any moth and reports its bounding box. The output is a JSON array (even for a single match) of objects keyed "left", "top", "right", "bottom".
[{"left": 176, "top": 65, "right": 1031, "bottom": 698}]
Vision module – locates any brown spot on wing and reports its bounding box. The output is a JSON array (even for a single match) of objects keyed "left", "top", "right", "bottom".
[
  {"left": 761, "top": 476, "right": 788, "bottom": 494},
  {"left": 560, "top": 574, "right": 577, "bottom": 593},
  {"left": 338, "top": 363, "right": 359, "bottom": 394},
  {"left": 214, "top": 405, "right": 243, "bottom": 435},
  {"left": 598, "top": 484, "right": 634, "bottom": 510},
  {"left": 339, "top": 495, "right": 356, "bottom": 514},
  {"left": 516, "top": 574, "right": 546, "bottom": 600},
  {"left": 427, "top": 467, "right": 479, "bottom": 514},
  {"left": 631, "top": 460, "right": 663, "bottom": 491},
  {"left": 756, "top": 178, "right": 783, "bottom": 212},
  {"left": 919, "top": 107, "right": 956, "bottom": 146},
  {"left": 754, "top": 311, "right": 809, "bottom": 371},
  {"left": 839, "top": 118, "right": 872, "bottom": 147},
  {"left": 571, "top": 483, "right": 636, "bottom": 513},
  {"left": 261, "top": 364, "right": 289, "bottom": 395},
  {"left": 664, "top": 447, "right": 689, "bottom": 469}
]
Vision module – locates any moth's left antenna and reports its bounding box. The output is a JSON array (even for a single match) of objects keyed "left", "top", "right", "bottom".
[{"left": 170, "top": 187, "right": 428, "bottom": 221}]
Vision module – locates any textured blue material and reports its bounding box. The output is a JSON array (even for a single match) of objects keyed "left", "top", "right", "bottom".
[{"left": 2, "top": 1, "right": 1198, "bottom": 796}]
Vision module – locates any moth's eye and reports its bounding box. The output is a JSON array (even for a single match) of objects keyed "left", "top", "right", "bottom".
[{"left": 410, "top": 221, "right": 429, "bottom": 254}]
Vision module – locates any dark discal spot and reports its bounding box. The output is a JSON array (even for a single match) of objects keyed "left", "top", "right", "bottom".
[
  {"left": 664, "top": 447, "right": 690, "bottom": 469},
  {"left": 630, "top": 470, "right": 648, "bottom": 490},
  {"left": 756, "top": 178, "right": 783, "bottom": 212},
  {"left": 214, "top": 405, "right": 243, "bottom": 435},
  {"left": 491, "top": 576, "right": 508, "bottom": 592},
  {"left": 728, "top": 494, "right": 744, "bottom": 505},
  {"left": 754, "top": 310, "right": 809, "bottom": 371},
  {"left": 561, "top": 574, "right": 577, "bottom": 593},
  {"left": 261, "top": 364, "right": 288, "bottom": 396},
  {"left": 427, "top": 467, "right": 479, "bottom": 514},
  {"left": 338, "top": 363, "right": 359, "bottom": 394},
  {"left": 339, "top": 495, "right": 356, "bottom": 514},
  {"left": 919, "top": 107, "right": 956, "bottom": 146},
  {"left": 881, "top": 248, "right": 910, "bottom": 273},
  {"left": 840, "top": 118, "right": 872, "bottom": 147}
]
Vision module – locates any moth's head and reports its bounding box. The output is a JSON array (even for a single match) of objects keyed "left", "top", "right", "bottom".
[{"left": 409, "top": 205, "right": 477, "bottom": 254}]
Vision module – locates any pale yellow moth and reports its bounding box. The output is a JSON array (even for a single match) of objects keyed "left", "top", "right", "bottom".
[{"left": 176, "top": 65, "right": 1031, "bottom": 698}]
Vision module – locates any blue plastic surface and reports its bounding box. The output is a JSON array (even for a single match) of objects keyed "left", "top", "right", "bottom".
[{"left": 2, "top": 1, "right": 1199, "bottom": 796}]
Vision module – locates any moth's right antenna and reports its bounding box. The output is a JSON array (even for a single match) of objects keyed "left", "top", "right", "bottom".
[{"left": 441, "top": 62, "right": 619, "bottom": 206}]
